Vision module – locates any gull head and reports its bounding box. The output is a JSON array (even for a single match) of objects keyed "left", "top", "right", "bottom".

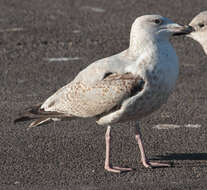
[
  {"left": 188, "top": 11, "right": 207, "bottom": 54},
  {"left": 130, "top": 15, "right": 193, "bottom": 43}
]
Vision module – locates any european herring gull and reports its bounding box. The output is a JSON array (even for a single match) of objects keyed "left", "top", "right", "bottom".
[
  {"left": 15, "top": 15, "right": 193, "bottom": 173},
  {"left": 188, "top": 11, "right": 207, "bottom": 54}
]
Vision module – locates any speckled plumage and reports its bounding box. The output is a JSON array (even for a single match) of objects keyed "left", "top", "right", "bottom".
[{"left": 43, "top": 73, "right": 144, "bottom": 118}]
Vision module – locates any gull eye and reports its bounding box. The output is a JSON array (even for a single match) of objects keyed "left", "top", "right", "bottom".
[
  {"left": 198, "top": 23, "right": 205, "bottom": 28},
  {"left": 154, "top": 19, "right": 162, "bottom": 25}
]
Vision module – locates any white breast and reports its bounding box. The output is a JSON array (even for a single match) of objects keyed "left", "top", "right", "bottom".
[
  {"left": 122, "top": 41, "right": 179, "bottom": 116},
  {"left": 132, "top": 41, "right": 179, "bottom": 93},
  {"left": 158, "top": 42, "right": 179, "bottom": 92}
]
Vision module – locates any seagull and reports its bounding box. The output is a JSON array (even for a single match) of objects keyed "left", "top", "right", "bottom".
[
  {"left": 188, "top": 11, "right": 207, "bottom": 54},
  {"left": 14, "top": 15, "right": 193, "bottom": 173}
]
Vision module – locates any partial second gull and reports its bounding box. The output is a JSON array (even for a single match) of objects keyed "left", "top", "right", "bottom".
[
  {"left": 15, "top": 15, "right": 193, "bottom": 173},
  {"left": 188, "top": 11, "right": 207, "bottom": 54}
]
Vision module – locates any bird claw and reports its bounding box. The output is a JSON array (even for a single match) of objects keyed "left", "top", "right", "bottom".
[
  {"left": 105, "top": 166, "right": 133, "bottom": 173},
  {"left": 142, "top": 160, "right": 171, "bottom": 168}
]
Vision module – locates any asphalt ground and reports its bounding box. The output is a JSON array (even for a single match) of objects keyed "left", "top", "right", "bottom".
[{"left": 0, "top": 0, "right": 207, "bottom": 189}]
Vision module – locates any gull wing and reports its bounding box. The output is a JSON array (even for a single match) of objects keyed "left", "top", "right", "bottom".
[{"left": 42, "top": 73, "right": 145, "bottom": 118}]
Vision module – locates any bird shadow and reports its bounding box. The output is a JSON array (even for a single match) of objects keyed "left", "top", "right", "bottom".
[
  {"left": 150, "top": 153, "right": 207, "bottom": 168},
  {"left": 152, "top": 153, "right": 207, "bottom": 161}
]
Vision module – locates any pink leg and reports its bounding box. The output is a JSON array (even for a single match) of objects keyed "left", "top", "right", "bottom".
[
  {"left": 135, "top": 123, "right": 171, "bottom": 168},
  {"left": 104, "top": 125, "right": 133, "bottom": 173}
]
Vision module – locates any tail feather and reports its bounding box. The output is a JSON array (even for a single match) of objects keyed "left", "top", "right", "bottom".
[
  {"left": 14, "top": 103, "right": 65, "bottom": 128},
  {"left": 27, "top": 118, "right": 51, "bottom": 130},
  {"left": 14, "top": 116, "right": 35, "bottom": 123}
]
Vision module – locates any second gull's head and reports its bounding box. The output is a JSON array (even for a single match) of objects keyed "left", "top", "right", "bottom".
[{"left": 188, "top": 11, "right": 207, "bottom": 54}]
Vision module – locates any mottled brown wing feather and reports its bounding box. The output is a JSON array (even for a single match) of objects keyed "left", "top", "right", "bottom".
[{"left": 65, "top": 73, "right": 145, "bottom": 118}]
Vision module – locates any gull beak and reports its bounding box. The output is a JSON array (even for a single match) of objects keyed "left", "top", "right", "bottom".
[
  {"left": 186, "top": 24, "right": 196, "bottom": 38},
  {"left": 171, "top": 24, "right": 195, "bottom": 36}
]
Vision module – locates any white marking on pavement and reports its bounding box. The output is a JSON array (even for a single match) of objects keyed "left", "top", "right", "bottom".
[
  {"left": 72, "top": 30, "right": 81, "bottom": 34},
  {"left": 0, "top": 27, "right": 23, "bottom": 33},
  {"left": 153, "top": 124, "right": 201, "bottom": 129},
  {"left": 45, "top": 57, "right": 81, "bottom": 62},
  {"left": 154, "top": 124, "right": 181, "bottom": 129},
  {"left": 80, "top": 6, "right": 105, "bottom": 13},
  {"left": 184, "top": 124, "right": 201, "bottom": 128}
]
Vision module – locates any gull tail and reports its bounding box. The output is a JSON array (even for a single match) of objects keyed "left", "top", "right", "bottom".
[
  {"left": 14, "top": 104, "right": 64, "bottom": 130},
  {"left": 26, "top": 118, "right": 51, "bottom": 130}
]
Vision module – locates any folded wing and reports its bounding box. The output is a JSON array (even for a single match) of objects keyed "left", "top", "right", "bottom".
[{"left": 43, "top": 73, "right": 145, "bottom": 118}]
